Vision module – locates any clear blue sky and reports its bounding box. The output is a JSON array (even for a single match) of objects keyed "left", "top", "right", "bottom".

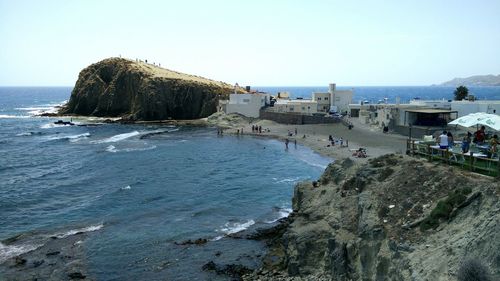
[{"left": 1, "top": 0, "right": 499, "bottom": 86}]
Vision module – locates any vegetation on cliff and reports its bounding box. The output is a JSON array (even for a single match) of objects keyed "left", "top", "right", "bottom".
[
  {"left": 248, "top": 155, "right": 499, "bottom": 280},
  {"left": 61, "top": 58, "right": 234, "bottom": 120}
]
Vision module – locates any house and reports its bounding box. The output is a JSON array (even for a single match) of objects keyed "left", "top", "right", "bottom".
[{"left": 222, "top": 92, "right": 270, "bottom": 118}]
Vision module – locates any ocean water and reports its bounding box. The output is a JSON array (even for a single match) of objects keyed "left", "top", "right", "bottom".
[{"left": 0, "top": 87, "right": 330, "bottom": 280}]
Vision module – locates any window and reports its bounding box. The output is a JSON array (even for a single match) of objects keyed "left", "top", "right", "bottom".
[
  {"left": 302, "top": 107, "right": 305, "bottom": 110},
  {"left": 317, "top": 97, "right": 321, "bottom": 100},
  {"left": 325, "top": 97, "right": 328, "bottom": 100},
  {"left": 243, "top": 99, "right": 250, "bottom": 103}
]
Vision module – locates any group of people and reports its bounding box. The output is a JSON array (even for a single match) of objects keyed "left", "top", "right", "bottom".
[
  {"left": 328, "top": 135, "right": 348, "bottom": 147},
  {"left": 438, "top": 125, "right": 498, "bottom": 158},
  {"left": 251, "top": 125, "right": 263, "bottom": 133}
]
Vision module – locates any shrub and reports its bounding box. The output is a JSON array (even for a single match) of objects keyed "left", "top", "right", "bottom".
[{"left": 457, "top": 259, "right": 492, "bottom": 281}]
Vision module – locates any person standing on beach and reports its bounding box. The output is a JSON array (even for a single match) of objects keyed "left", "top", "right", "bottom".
[
  {"left": 294, "top": 128, "right": 297, "bottom": 135},
  {"left": 462, "top": 132, "right": 472, "bottom": 153},
  {"left": 259, "top": 126, "right": 262, "bottom": 133},
  {"left": 285, "top": 138, "right": 289, "bottom": 149}
]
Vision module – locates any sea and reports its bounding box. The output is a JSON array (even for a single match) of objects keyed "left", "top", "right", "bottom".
[{"left": 1, "top": 86, "right": 500, "bottom": 280}]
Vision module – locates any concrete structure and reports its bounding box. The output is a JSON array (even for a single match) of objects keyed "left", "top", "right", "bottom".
[
  {"left": 312, "top": 92, "right": 330, "bottom": 112},
  {"left": 451, "top": 100, "right": 500, "bottom": 117},
  {"left": 223, "top": 93, "right": 270, "bottom": 118},
  {"left": 309, "top": 83, "right": 354, "bottom": 114},
  {"left": 270, "top": 99, "right": 319, "bottom": 115}
]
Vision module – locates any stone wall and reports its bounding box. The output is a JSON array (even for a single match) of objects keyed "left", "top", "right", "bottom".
[{"left": 260, "top": 110, "right": 341, "bottom": 125}]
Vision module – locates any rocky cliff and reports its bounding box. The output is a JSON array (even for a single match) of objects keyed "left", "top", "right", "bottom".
[
  {"left": 249, "top": 155, "right": 499, "bottom": 280},
  {"left": 60, "top": 58, "right": 233, "bottom": 120}
]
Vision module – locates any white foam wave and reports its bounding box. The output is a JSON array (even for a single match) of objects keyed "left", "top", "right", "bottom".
[
  {"left": 273, "top": 177, "right": 301, "bottom": 184},
  {"left": 46, "top": 133, "right": 90, "bottom": 142},
  {"left": 0, "top": 114, "right": 30, "bottom": 119},
  {"left": 265, "top": 208, "right": 293, "bottom": 224},
  {"left": 91, "top": 131, "right": 140, "bottom": 143},
  {"left": 105, "top": 144, "right": 157, "bottom": 153},
  {"left": 219, "top": 219, "right": 255, "bottom": 235},
  {"left": 106, "top": 145, "right": 118, "bottom": 153},
  {"left": 40, "top": 123, "right": 72, "bottom": 129},
  {"left": 0, "top": 242, "right": 43, "bottom": 264},
  {"left": 53, "top": 223, "right": 104, "bottom": 239},
  {"left": 121, "top": 185, "right": 132, "bottom": 190}
]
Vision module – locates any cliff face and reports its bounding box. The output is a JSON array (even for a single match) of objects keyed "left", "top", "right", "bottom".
[
  {"left": 259, "top": 155, "right": 499, "bottom": 280},
  {"left": 61, "top": 58, "right": 233, "bottom": 120}
]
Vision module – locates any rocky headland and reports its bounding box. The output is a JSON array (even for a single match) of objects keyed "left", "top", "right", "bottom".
[
  {"left": 59, "top": 58, "right": 234, "bottom": 121},
  {"left": 244, "top": 154, "right": 499, "bottom": 281},
  {"left": 440, "top": 74, "right": 500, "bottom": 87}
]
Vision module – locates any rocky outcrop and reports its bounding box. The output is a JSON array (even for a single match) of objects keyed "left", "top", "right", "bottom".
[
  {"left": 61, "top": 58, "right": 233, "bottom": 120},
  {"left": 251, "top": 155, "right": 499, "bottom": 280}
]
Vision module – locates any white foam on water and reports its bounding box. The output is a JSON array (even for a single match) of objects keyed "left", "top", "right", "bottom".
[
  {"left": 0, "top": 242, "right": 43, "bottom": 264},
  {"left": 106, "top": 145, "right": 118, "bottom": 153},
  {"left": 53, "top": 223, "right": 104, "bottom": 239},
  {"left": 273, "top": 177, "right": 302, "bottom": 184},
  {"left": 0, "top": 114, "right": 30, "bottom": 119},
  {"left": 68, "top": 133, "right": 91, "bottom": 142},
  {"left": 45, "top": 133, "right": 90, "bottom": 142},
  {"left": 40, "top": 123, "right": 72, "bottom": 129},
  {"left": 121, "top": 185, "right": 132, "bottom": 190},
  {"left": 16, "top": 132, "right": 34, "bottom": 136},
  {"left": 105, "top": 144, "right": 156, "bottom": 153},
  {"left": 219, "top": 219, "right": 255, "bottom": 235},
  {"left": 265, "top": 208, "right": 293, "bottom": 224},
  {"left": 91, "top": 131, "right": 140, "bottom": 143}
]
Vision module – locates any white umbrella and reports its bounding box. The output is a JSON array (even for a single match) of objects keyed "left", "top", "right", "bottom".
[{"left": 448, "top": 112, "right": 500, "bottom": 131}]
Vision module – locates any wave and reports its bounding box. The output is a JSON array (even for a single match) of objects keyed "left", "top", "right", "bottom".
[
  {"left": 16, "top": 131, "right": 43, "bottom": 137},
  {"left": 272, "top": 177, "right": 302, "bottom": 184},
  {"left": 0, "top": 114, "right": 30, "bottom": 119},
  {"left": 0, "top": 222, "right": 103, "bottom": 264},
  {"left": 52, "top": 223, "right": 104, "bottom": 239},
  {"left": 15, "top": 100, "right": 67, "bottom": 116},
  {"left": 91, "top": 131, "right": 140, "bottom": 144},
  {"left": 265, "top": 207, "right": 293, "bottom": 224},
  {"left": 40, "top": 123, "right": 73, "bottom": 129},
  {"left": 105, "top": 144, "right": 157, "bottom": 153},
  {"left": 45, "top": 133, "right": 90, "bottom": 142},
  {"left": 219, "top": 219, "right": 255, "bottom": 235},
  {"left": 0, "top": 242, "right": 43, "bottom": 264},
  {"left": 120, "top": 185, "right": 132, "bottom": 190}
]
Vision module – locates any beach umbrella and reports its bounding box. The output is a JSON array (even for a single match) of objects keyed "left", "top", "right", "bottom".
[{"left": 448, "top": 112, "right": 500, "bottom": 131}]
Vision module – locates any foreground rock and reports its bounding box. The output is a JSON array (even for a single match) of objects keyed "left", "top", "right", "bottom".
[
  {"left": 249, "top": 155, "right": 499, "bottom": 280},
  {"left": 60, "top": 58, "right": 233, "bottom": 121}
]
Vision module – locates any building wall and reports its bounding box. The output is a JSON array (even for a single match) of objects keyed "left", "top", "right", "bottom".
[
  {"left": 260, "top": 110, "right": 341, "bottom": 125},
  {"left": 225, "top": 93, "right": 269, "bottom": 118},
  {"left": 451, "top": 101, "right": 500, "bottom": 117},
  {"left": 332, "top": 90, "right": 353, "bottom": 114},
  {"left": 312, "top": 92, "right": 331, "bottom": 112},
  {"left": 270, "top": 100, "right": 319, "bottom": 115}
]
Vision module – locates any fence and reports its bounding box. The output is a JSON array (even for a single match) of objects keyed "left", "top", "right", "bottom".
[{"left": 407, "top": 139, "right": 499, "bottom": 177}]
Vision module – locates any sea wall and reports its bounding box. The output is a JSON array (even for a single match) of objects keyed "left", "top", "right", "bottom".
[{"left": 259, "top": 110, "right": 342, "bottom": 125}]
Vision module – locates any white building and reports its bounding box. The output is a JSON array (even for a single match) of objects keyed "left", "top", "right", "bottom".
[
  {"left": 451, "top": 100, "right": 500, "bottom": 117},
  {"left": 224, "top": 93, "right": 270, "bottom": 118},
  {"left": 312, "top": 84, "right": 353, "bottom": 114},
  {"left": 271, "top": 99, "right": 318, "bottom": 114}
]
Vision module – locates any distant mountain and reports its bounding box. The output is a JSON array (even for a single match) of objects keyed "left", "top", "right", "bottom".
[{"left": 440, "top": 74, "right": 500, "bottom": 86}]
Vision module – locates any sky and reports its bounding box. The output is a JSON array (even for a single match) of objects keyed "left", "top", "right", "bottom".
[{"left": 1, "top": 0, "right": 500, "bottom": 86}]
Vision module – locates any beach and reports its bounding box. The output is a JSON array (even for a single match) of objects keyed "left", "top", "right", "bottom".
[{"left": 213, "top": 114, "right": 409, "bottom": 163}]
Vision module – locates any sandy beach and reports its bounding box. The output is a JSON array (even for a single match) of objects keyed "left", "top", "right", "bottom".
[{"left": 213, "top": 114, "right": 409, "bottom": 163}]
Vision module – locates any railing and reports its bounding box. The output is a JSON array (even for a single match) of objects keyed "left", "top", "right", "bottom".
[{"left": 407, "top": 139, "right": 500, "bottom": 177}]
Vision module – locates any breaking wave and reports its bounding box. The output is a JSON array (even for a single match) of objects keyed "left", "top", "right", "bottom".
[{"left": 92, "top": 131, "right": 140, "bottom": 144}]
